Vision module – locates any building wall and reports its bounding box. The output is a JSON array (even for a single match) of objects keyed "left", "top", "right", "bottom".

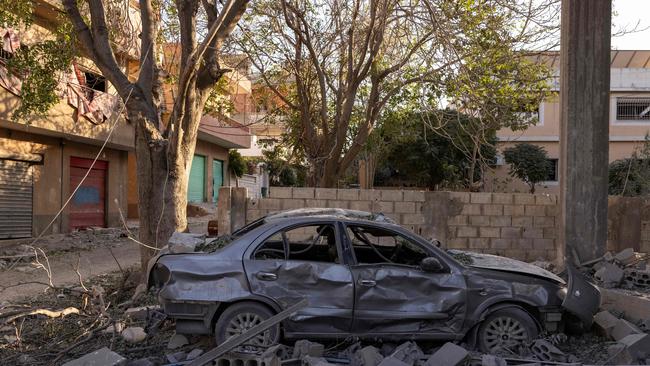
[
  {"left": 0, "top": 129, "right": 128, "bottom": 236},
  {"left": 195, "top": 139, "right": 230, "bottom": 203}
]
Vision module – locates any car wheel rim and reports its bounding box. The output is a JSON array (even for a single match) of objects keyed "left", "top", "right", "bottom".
[
  {"left": 225, "top": 312, "right": 273, "bottom": 346},
  {"left": 483, "top": 316, "right": 529, "bottom": 352}
]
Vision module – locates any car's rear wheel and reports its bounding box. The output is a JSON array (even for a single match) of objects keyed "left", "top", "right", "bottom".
[
  {"left": 214, "top": 302, "right": 280, "bottom": 347},
  {"left": 478, "top": 307, "right": 538, "bottom": 353}
]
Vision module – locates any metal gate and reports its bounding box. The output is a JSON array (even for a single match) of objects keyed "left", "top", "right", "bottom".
[
  {"left": 188, "top": 155, "right": 206, "bottom": 202},
  {"left": 0, "top": 160, "right": 33, "bottom": 239},
  {"left": 69, "top": 157, "right": 107, "bottom": 229}
]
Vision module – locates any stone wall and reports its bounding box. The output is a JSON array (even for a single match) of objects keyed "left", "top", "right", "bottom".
[{"left": 225, "top": 187, "right": 650, "bottom": 262}]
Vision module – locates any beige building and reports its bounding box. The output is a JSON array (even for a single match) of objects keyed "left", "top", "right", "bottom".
[{"left": 488, "top": 50, "right": 650, "bottom": 194}]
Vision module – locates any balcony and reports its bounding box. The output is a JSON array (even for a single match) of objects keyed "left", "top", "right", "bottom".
[{"left": 199, "top": 114, "right": 251, "bottom": 149}]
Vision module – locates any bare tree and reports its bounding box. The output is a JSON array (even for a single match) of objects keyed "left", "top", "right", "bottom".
[{"left": 61, "top": 0, "right": 249, "bottom": 268}]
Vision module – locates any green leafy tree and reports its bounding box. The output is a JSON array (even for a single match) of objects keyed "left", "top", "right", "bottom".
[
  {"left": 503, "top": 143, "right": 551, "bottom": 194},
  {"left": 609, "top": 136, "right": 650, "bottom": 196},
  {"left": 228, "top": 150, "right": 246, "bottom": 178}
]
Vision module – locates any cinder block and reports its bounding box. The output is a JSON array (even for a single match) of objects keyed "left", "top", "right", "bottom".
[
  {"left": 469, "top": 238, "right": 491, "bottom": 249},
  {"left": 457, "top": 227, "right": 478, "bottom": 238},
  {"left": 469, "top": 215, "right": 490, "bottom": 226},
  {"left": 611, "top": 318, "right": 643, "bottom": 341},
  {"left": 448, "top": 192, "right": 470, "bottom": 203},
  {"left": 373, "top": 201, "right": 394, "bottom": 213},
  {"left": 482, "top": 204, "right": 503, "bottom": 216},
  {"left": 448, "top": 215, "right": 468, "bottom": 226},
  {"left": 395, "top": 202, "right": 416, "bottom": 213},
  {"left": 534, "top": 216, "right": 555, "bottom": 228},
  {"left": 489, "top": 216, "right": 511, "bottom": 227},
  {"left": 514, "top": 194, "right": 536, "bottom": 205},
  {"left": 533, "top": 238, "right": 554, "bottom": 249},
  {"left": 594, "top": 310, "right": 619, "bottom": 337},
  {"left": 501, "top": 227, "right": 522, "bottom": 239},
  {"left": 389, "top": 341, "right": 423, "bottom": 365},
  {"left": 293, "top": 188, "right": 315, "bottom": 199},
  {"left": 359, "top": 189, "right": 381, "bottom": 201},
  {"left": 337, "top": 189, "right": 359, "bottom": 201},
  {"left": 402, "top": 214, "right": 425, "bottom": 225},
  {"left": 460, "top": 204, "right": 482, "bottom": 216},
  {"left": 281, "top": 199, "right": 306, "bottom": 210},
  {"left": 380, "top": 190, "right": 403, "bottom": 202},
  {"left": 522, "top": 228, "right": 544, "bottom": 239},
  {"left": 314, "top": 188, "right": 337, "bottom": 200},
  {"left": 403, "top": 190, "right": 426, "bottom": 202},
  {"left": 525, "top": 205, "right": 547, "bottom": 217},
  {"left": 293, "top": 340, "right": 325, "bottom": 358},
  {"left": 350, "top": 201, "right": 372, "bottom": 212},
  {"left": 492, "top": 193, "right": 514, "bottom": 205},
  {"left": 595, "top": 262, "right": 625, "bottom": 287},
  {"left": 619, "top": 333, "right": 650, "bottom": 362},
  {"left": 491, "top": 238, "right": 512, "bottom": 249},
  {"left": 615, "top": 248, "right": 636, "bottom": 265},
  {"left": 305, "top": 199, "right": 327, "bottom": 208},
  {"left": 543, "top": 227, "right": 557, "bottom": 239},
  {"left": 269, "top": 187, "right": 292, "bottom": 198},
  {"left": 546, "top": 205, "right": 560, "bottom": 216},
  {"left": 326, "top": 200, "right": 349, "bottom": 209},
  {"left": 511, "top": 216, "right": 533, "bottom": 227},
  {"left": 512, "top": 238, "right": 534, "bottom": 249},
  {"left": 447, "top": 238, "right": 468, "bottom": 249},
  {"left": 480, "top": 227, "right": 500, "bottom": 238},
  {"left": 470, "top": 193, "right": 492, "bottom": 204},
  {"left": 425, "top": 342, "right": 469, "bottom": 366},
  {"left": 535, "top": 194, "right": 557, "bottom": 205},
  {"left": 259, "top": 198, "right": 281, "bottom": 210},
  {"left": 503, "top": 204, "right": 525, "bottom": 216},
  {"left": 247, "top": 209, "right": 262, "bottom": 221}
]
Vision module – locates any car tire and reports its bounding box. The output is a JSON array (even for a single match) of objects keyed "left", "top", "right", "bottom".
[
  {"left": 214, "top": 302, "right": 280, "bottom": 347},
  {"left": 477, "top": 307, "right": 539, "bottom": 353}
]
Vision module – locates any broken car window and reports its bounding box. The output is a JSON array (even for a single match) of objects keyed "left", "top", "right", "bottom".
[
  {"left": 253, "top": 224, "right": 340, "bottom": 263},
  {"left": 346, "top": 225, "right": 428, "bottom": 266}
]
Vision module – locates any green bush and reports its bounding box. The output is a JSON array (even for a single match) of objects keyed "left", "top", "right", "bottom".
[{"left": 503, "top": 143, "right": 551, "bottom": 194}]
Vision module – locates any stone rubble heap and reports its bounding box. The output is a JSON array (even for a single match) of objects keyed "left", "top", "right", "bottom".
[
  {"left": 593, "top": 309, "right": 650, "bottom": 365},
  {"left": 580, "top": 247, "right": 649, "bottom": 290}
]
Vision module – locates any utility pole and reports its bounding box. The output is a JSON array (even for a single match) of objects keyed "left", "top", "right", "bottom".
[{"left": 559, "top": 0, "right": 611, "bottom": 264}]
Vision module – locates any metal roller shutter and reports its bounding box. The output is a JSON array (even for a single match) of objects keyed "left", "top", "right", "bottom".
[
  {"left": 0, "top": 159, "right": 33, "bottom": 239},
  {"left": 188, "top": 155, "right": 206, "bottom": 202}
]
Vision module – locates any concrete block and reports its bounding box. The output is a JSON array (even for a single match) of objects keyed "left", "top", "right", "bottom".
[
  {"left": 456, "top": 227, "right": 478, "bottom": 238},
  {"left": 543, "top": 228, "right": 557, "bottom": 239},
  {"left": 470, "top": 193, "right": 492, "bottom": 204},
  {"left": 615, "top": 248, "right": 636, "bottom": 265},
  {"left": 530, "top": 339, "right": 567, "bottom": 362},
  {"left": 302, "top": 356, "right": 332, "bottom": 366},
  {"left": 522, "top": 228, "right": 544, "bottom": 239},
  {"left": 535, "top": 194, "right": 556, "bottom": 205},
  {"left": 395, "top": 202, "right": 416, "bottom": 213},
  {"left": 448, "top": 215, "right": 468, "bottom": 226},
  {"left": 600, "top": 288, "right": 650, "bottom": 322},
  {"left": 491, "top": 193, "right": 514, "bottom": 205},
  {"left": 533, "top": 238, "right": 555, "bottom": 250},
  {"left": 168, "top": 232, "right": 205, "bottom": 253},
  {"left": 403, "top": 190, "right": 426, "bottom": 202},
  {"left": 448, "top": 191, "right": 470, "bottom": 203},
  {"left": 62, "top": 347, "right": 125, "bottom": 366},
  {"left": 525, "top": 205, "right": 547, "bottom": 217},
  {"left": 490, "top": 239, "right": 512, "bottom": 249},
  {"left": 618, "top": 333, "right": 650, "bottom": 361},
  {"left": 269, "top": 187, "right": 292, "bottom": 198},
  {"left": 460, "top": 204, "right": 482, "bottom": 216},
  {"left": 425, "top": 342, "right": 468, "bottom": 366},
  {"left": 327, "top": 200, "right": 350, "bottom": 209},
  {"left": 545, "top": 205, "right": 559, "bottom": 216},
  {"left": 359, "top": 190, "right": 381, "bottom": 201},
  {"left": 594, "top": 262, "right": 624, "bottom": 287},
  {"left": 501, "top": 227, "right": 522, "bottom": 239},
  {"left": 533, "top": 216, "right": 555, "bottom": 228},
  {"left": 594, "top": 310, "right": 619, "bottom": 337},
  {"left": 305, "top": 199, "right": 327, "bottom": 208},
  {"left": 479, "top": 227, "right": 500, "bottom": 238},
  {"left": 469, "top": 238, "right": 491, "bottom": 249},
  {"left": 513, "top": 194, "right": 536, "bottom": 205},
  {"left": 350, "top": 201, "right": 373, "bottom": 212},
  {"left": 373, "top": 201, "right": 394, "bottom": 213},
  {"left": 293, "top": 340, "right": 325, "bottom": 359},
  {"left": 489, "top": 216, "right": 511, "bottom": 227},
  {"left": 482, "top": 204, "right": 503, "bottom": 216},
  {"left": 481, "top": 354, "right": 507, "bottom": 366},
  {"left": 469, "top": 215, "right": 490, "bottom": 226},
  {"left": 259, "top": 198, "right": 281, "bottom": 210},
  {"left": 611, "top": 318, "right": 643, "bottom": 341},
  {"left": 447, "top": 238, "right": 468, "bottom": 249},
  {"left": 281, "top": 198, "right": 306, "bottom": 210},
  {"left": 293, "top": 188, "right": 315, "bottom": 199},
  {"left": 388, "top": 341, "right": 423, "bottom": 365},
  {"left": 402, "top": 214, "right": 425, "bottom": 225},
  {"left": 513, "top": 238, "right": 534, "bottom": 249},
  {"left": 337, "top": 189, "right": 359, "bottom": 201},
  {"left": 511, "top": 216, "right": 533, "bottom": 227},
  {"left": 314, "top": 188, "right": 337, "bottom": 200},
  {"left": 351, "top": 346, "right": 384, "bottom": 366},
  {"left": 380, "top": 190, "right": 403, "bottom": 202},
  {"left": 503, "top": 204, "right": 525, "bottom": 216}
]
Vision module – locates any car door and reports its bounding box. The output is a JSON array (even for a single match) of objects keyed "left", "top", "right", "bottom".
[
  {"left": 344, "top": 223, "right": 467, "bottom": 338},
  {"left": 243, "top": 221, "right": 354, "bottom": 336}
]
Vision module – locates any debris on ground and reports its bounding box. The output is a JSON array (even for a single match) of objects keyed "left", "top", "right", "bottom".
[{"left": 578, "top": 247, "right": 650, "bottom": 291}]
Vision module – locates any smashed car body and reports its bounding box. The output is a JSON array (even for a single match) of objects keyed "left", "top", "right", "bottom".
[{"left": 148, "top": 209, "right": 600, "bottom": 352}]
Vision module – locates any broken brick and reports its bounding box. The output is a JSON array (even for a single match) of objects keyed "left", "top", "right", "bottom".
[
  {"left": 611, "top": 318, "right": 643, "bottom": 341},
  {"left": 530, "top": 339, "right": 566, "bottom": 363},
  {"left": 425, "top": 342, "right": 468, "bottom": 366},
  {"left": 594, "top": 310, "right": 619, "bottom": 337}
]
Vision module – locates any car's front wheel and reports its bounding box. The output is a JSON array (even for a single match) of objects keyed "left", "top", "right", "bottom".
[
  {"left": 477, "top": 307, "right": 538, "bottom": 353},
  {"left": 214, "top": 302, "right": 280, "bottom": 347}
]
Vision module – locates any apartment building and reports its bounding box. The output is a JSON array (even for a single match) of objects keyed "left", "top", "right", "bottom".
[{"left": 488, "top": 50, "right": 650, "bottom": 194}]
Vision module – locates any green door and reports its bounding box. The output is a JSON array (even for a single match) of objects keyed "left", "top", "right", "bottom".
[
  {"left": 213, "top": 159, "right": 224, "bottom": 202},
  {"left": 188, "top": 155, "right": 206, "bottom": 202}
]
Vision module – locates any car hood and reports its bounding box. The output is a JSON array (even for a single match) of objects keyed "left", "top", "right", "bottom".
[{"left": 449, "top": 250, "right": 565, "bottom": 284}]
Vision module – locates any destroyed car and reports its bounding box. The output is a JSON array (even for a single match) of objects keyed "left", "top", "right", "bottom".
[{"left": 148, "top": 208, "right": 600, "bottom": 353}]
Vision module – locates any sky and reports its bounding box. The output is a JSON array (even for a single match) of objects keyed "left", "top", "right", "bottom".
[{"left": 612, "top": 0, "right": 650, "bottom": 49}]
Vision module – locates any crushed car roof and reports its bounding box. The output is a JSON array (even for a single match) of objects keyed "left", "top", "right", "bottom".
[{"left": 264, "top": 208, "right": 397, "bottom": 224}]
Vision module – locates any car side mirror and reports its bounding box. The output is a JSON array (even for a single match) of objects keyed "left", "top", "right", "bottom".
[{"left": 421, "top": 257, "right": 444, "bottom": 272}]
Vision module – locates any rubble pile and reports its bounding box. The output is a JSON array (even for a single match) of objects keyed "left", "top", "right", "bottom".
[
  {"left": 579, "top": 247, "right": 650, "bottom": 290},
  {"left": 593, "top": 309, "right": 650, "bottom": 365}
]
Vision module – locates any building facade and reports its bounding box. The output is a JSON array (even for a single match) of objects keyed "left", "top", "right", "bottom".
[{"left": 488, "top": 50, "right": 650, "bottom": 194}]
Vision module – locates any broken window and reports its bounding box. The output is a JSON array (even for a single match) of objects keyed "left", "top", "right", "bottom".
[
  {"left": 253, "top": 224, "right": 339, "bottom": 263},
  {"left": 616, "top": 97, "right": 650, "bottom": 121},
  {"left": 345, "top": 225, "right": 428, "bottom": 266}
]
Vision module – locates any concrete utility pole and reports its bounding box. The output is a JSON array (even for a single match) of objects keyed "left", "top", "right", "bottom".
[{"left": 559, "top": 0, "right": 611, "bottom": 264}]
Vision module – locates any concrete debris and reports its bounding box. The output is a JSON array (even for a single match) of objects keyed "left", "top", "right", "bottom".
[
  {"left": 351, "top": 346, "right": 384, "bottom": 366},
  {"left": 624, "top": 268, "right": 650, "bottom": 288},
  {"left": 389, "top": 341, "right": 424, "bottom": 365},
  {"left": 529, "top": 339, "right": 567, "bottom": 363},
  {"left": 425, "top": 342, "right": 469, "bottom": 366},
  {"left": 293, "top": 340, "right": 325, "bottom": 359},
  {"left": 377, "top": 356, "right": 411, "bottom": 366},
  {"left": 302, "top": 356, "right": 334, "bottom": 366},
  {"left": 166, "top": 351, "right": 187, "bottom": 363},
  {"left": 593, "top": 310, "right": 619, "bottom": 337},
  {"left": 62, "top": 347, "right": 126, "bottom": 366},
  {"left": 581, "top": 247, "right": 650, "bottom": 291},
  {"left": 480, "top": 354, "right": 507, "bottom": 366},
  {"left": 611, "top": 318, "right": 644, "bottom": 341},
  {"left": 594, "top": 262, "right": 624, "bottom": 287},
  {"left": 125, "top": 305, "right": 162, "bottom": 320},
  {"left": 615, "top": 248, "right": 637, "bottom": 265},
  {"left": 186, "top": 348, "right": 204, "bottom": 361},
  {"left": 618, "top": 333, "right": 650, "bottom": 361},
  {"left": 121, "top": 327, "right": 147, "bottom": 344},
  {"left": 167, "top": 332, "right": 189, "bottom": 349},
  {"left": 168, "top": 231, "right": 206, "bottom": 253}
]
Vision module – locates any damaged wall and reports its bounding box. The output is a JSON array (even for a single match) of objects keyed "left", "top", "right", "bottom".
[{"left": 233, "top": 188, "right": 650, "bottom": 262}]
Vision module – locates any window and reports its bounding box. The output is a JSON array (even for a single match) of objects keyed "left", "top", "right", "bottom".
[
  {"left": 616, "top": 97, "right": 650, "bottom": 121},
  {"left": 83, "top": 71, "right": 106, "bottom": 101},
  {"left": 544, "top": 159, "right": 558, "bottom": 182},
  {"left": 253, "top": 224, "right": 339, "bottom": 263},
  {"left": 346, "top": 225, "right": 428, "bottom": 266}
]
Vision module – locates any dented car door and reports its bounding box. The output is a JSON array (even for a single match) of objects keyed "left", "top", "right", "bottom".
[{"left": 243, "top": 221, "right": 354, "bottom": 336}]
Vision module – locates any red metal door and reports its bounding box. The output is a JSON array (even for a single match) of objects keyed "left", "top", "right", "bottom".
[{"left": 69, "top": 157, "right": 107, "bottom": 230}]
